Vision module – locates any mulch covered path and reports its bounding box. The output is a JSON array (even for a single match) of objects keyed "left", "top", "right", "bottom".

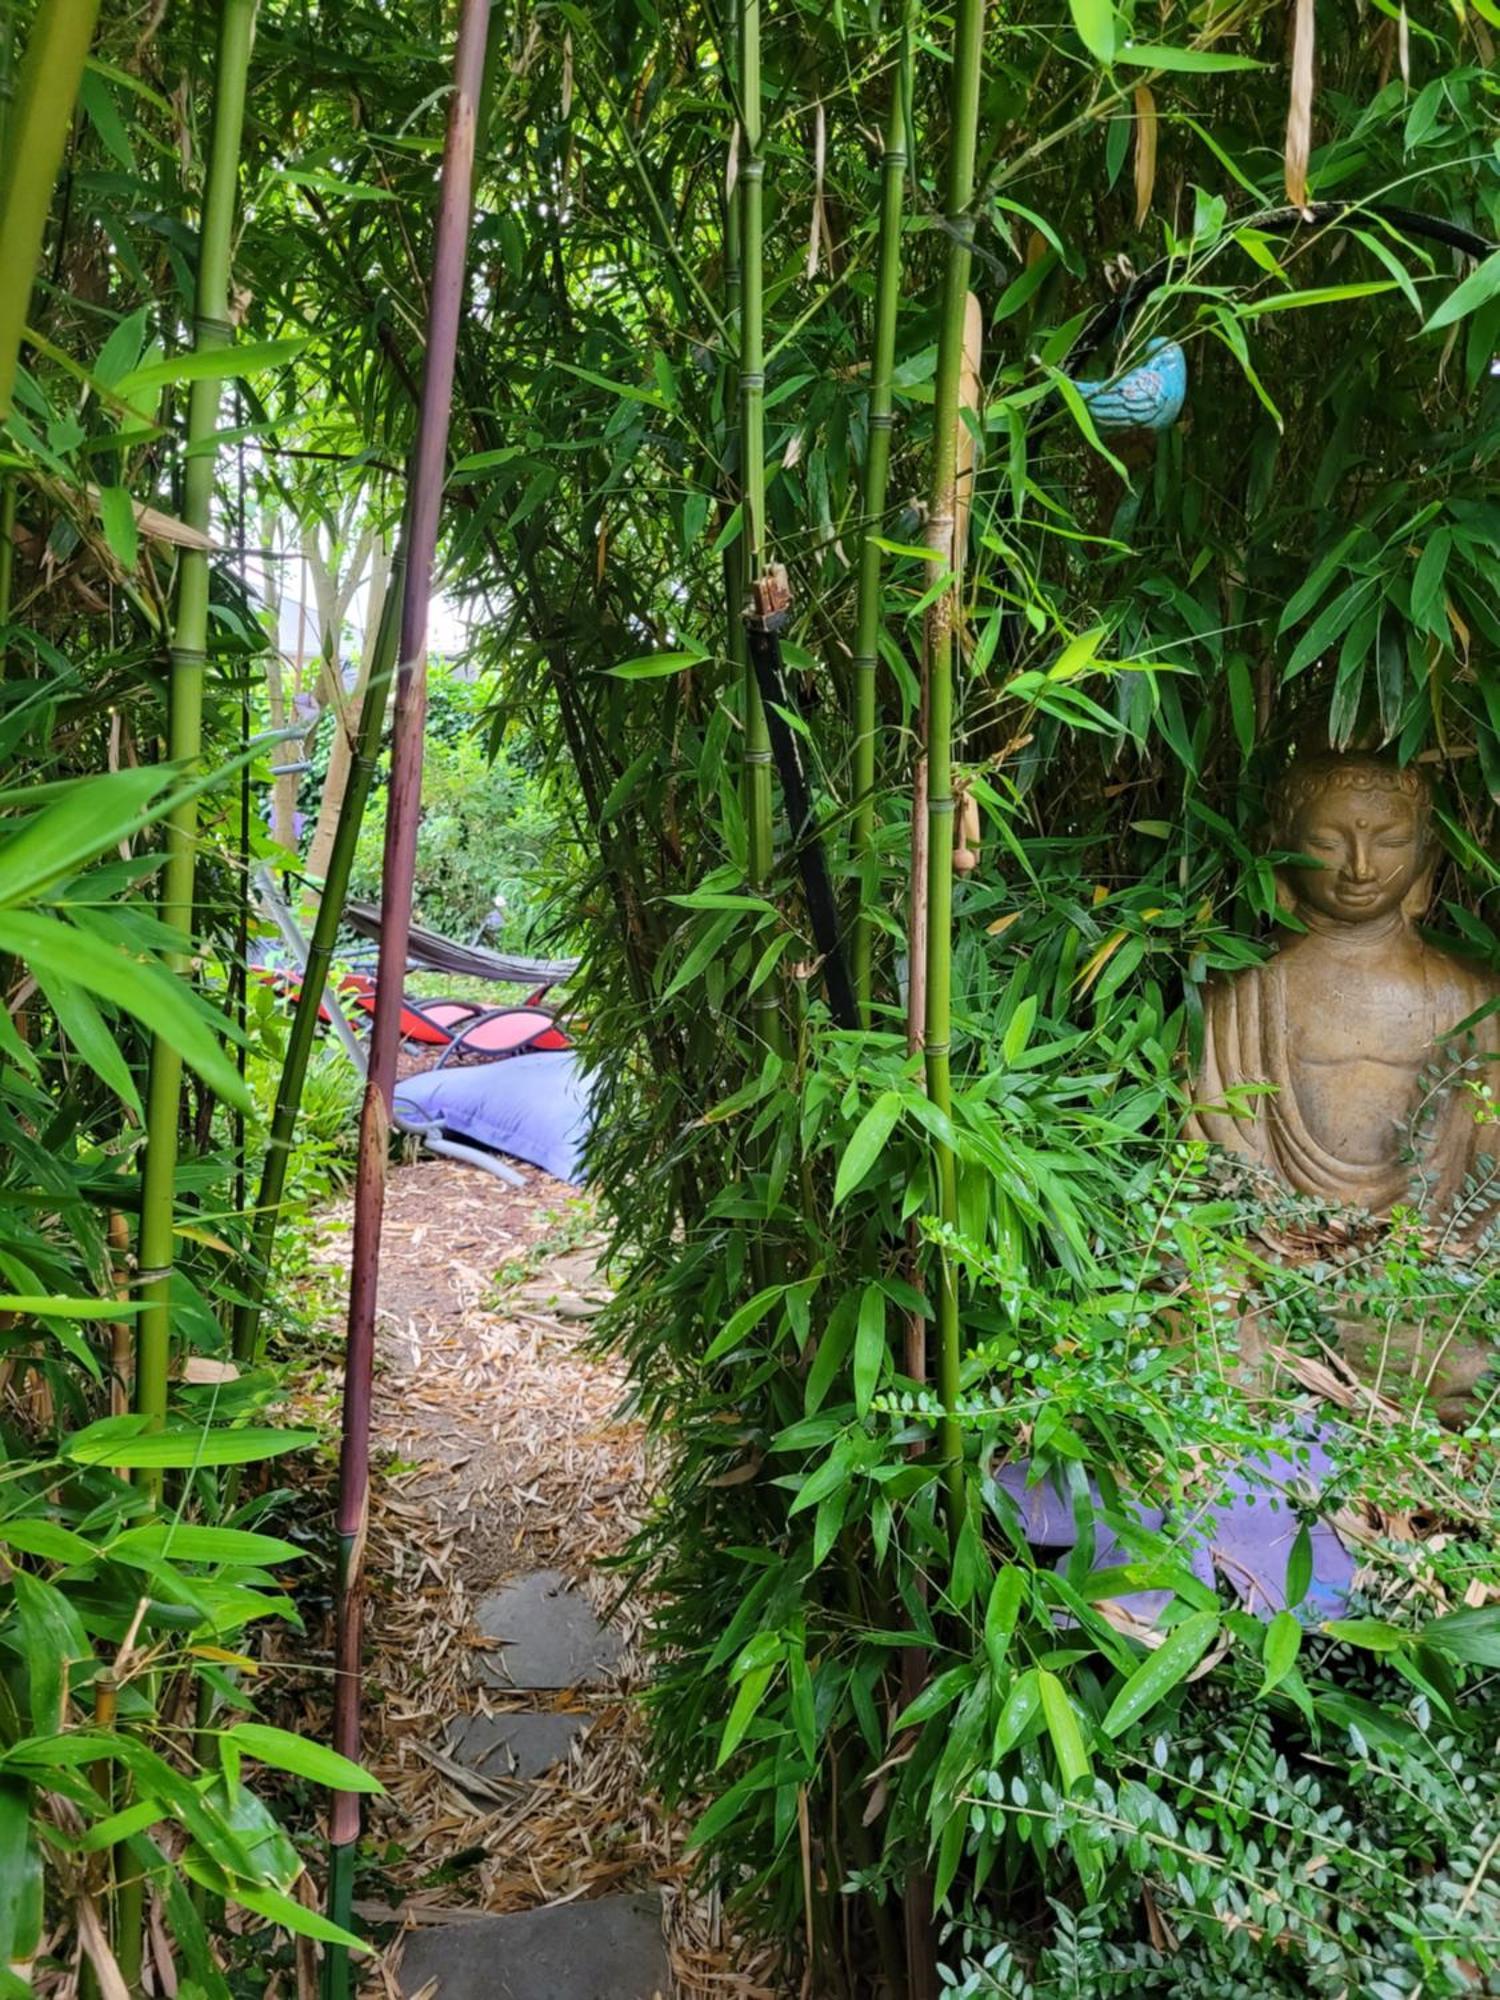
[{"left": 298, "top": 1152, "right": 785, "bottom": 1999}]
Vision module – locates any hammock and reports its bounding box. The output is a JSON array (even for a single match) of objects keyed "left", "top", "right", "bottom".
[{"left": 341, "top": 900, "right": 578, "bottom": 990}]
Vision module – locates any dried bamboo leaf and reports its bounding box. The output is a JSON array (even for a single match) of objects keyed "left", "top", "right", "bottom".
[
  {"left": 953, "top": 290, "right": 983, "bottom": 575},
  {"left": 1133, "top": 86, "right": 1157, "bottom": 229},
  {"left": 84, "top": 485, "right": 217, "bottom": 551}
]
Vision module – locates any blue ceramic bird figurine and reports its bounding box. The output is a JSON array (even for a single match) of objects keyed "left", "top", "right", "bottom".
[{"left": 1075, "top": 335, "right": 1187, "bottom": 434}]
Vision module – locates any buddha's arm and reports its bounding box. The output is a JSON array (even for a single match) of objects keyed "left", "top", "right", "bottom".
[{"left": 1184, "top": 973, "right": 1274, "bottom": 1163}]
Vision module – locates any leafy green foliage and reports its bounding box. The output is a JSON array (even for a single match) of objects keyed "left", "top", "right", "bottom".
[{"left": 3, "top": 0, "right": 1499, "bottom": 1989}]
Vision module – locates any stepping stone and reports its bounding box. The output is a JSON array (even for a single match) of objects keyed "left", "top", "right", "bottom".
[
  {"left": 445, "top": 1711, "right": 593, "bottom": 1782},
  {"left": 474, "top": 1570, "right": 622, "bottom": 1690},
  {"left": 399, "top": 1893, "right": 668, "bottom": 1999}
]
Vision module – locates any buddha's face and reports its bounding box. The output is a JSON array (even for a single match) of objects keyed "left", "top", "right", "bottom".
[{"left": 1286, "top": 783, "right": 1428, "bottom": 923}]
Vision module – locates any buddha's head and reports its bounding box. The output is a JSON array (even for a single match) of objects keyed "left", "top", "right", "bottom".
[{"left": 1270, "top": 752, "right": 1435, "bottom": 925}]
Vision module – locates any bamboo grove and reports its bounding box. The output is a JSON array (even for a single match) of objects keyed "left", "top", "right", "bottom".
[{"left": 1, "top": 0, "right": 1500, "bottom": 1994}]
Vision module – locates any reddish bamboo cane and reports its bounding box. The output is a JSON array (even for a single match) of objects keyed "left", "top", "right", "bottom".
[{"left": 322, "top": 0, "right": 490, "bottom": 1982}]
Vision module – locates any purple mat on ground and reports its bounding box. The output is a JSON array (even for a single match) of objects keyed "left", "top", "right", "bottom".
[
  {"left": 394, "top": 1050, "right": 596, "bottom": 1185},
  {"left": 993, "top": 1425, "right": 1355, "bottom": 1626}
]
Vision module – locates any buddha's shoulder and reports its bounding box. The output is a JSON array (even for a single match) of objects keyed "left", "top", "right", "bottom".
[{"left": 1421, "top": 935, "right": 1500, "bottom": 1014}]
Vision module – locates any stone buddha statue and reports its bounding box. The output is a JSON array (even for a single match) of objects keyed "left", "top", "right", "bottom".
[
  {"left": 1187, "top": 753, "right": 1499, "bottom": 1413},
  {"left": 1184, "top": 752, "right": 1500, "bottom": 1424}
]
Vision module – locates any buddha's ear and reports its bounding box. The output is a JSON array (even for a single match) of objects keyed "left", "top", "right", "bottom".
[{"left": 1402, "top": 858, "right": 1437, "bottom": 920}]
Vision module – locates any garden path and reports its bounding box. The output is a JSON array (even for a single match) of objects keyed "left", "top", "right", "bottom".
[{"left": 308, "top": 1154, "right": 781, "bottom": 2000}]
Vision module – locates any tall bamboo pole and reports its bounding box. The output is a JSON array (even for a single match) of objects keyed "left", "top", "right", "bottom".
[
  {"left": 323, "top": 0, "right": 489, "bottom": 1981},
  {"left": 229, "top": 554, "right": 402, "bottom": 1369},
  {"left": 922, "top": 0, "right": 984, "bottom": 1537},
  {"left": 737, "top": 0, "right": 776, "bottom": 912},
  {"left": 133, "top": 0, "right": 259, "bottom": 1503},
  {"left": 0, "top": 0, "right": 100, "bottom": 419},
  {"left": 850, "top": 10, "right": 914, "bottom": 1024}
]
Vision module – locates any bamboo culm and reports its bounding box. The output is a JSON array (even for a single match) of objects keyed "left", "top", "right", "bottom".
[
  {"left": 0, "top": 0, "right": 101, "bottom": 418},
  {"left": 133, "top": 0, "right": 259, "bottom": 1501},
  {"left": 229, "top": 552, "right": 404, "bottom": 1369},
  {"left": 737, "top": 0, "right": 775, "bottom": 907},
  {"left": 922, "top": 0, "right": 985, "bottom": 1539},
  {"left": 323, "top": 0, "right": 489, "bottom": 1982},
  {"left": 850, "top": 10, "right": 914, "bottom": 1023}
]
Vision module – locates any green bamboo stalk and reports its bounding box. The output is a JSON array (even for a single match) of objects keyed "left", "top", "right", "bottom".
[
  {"left": 134, "top": 0, "right": 258, "bottom": 1495},
  {"left": 850, "top": 10, "right": 915, "bottom": 1023},
  {"left": 229, "top": 550, "right": 403, "bottom": 1367},
  {"left": 0, "top": 0, "right": 100, "bottom": 419},
  {"left": 0, "top": 0, "right": 15, "bottom": 166},
  {"left": 922, "top": 0, "right": 984, "bottom": 1538},
  {"left": 0, "top": 475, "right": 14, "bottom": 678},
  {"left": 737, "top": 0, "right": 775, "bottom": 904}
]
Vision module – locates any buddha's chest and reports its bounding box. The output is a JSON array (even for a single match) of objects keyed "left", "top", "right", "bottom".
[{"left": 1279, "top": 952, "right": 1433, "bottom": 1167}]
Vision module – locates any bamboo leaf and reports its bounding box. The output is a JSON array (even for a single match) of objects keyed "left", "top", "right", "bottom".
[
  {"left": 852, "top": 1282, "right": 886, "bottom": 1417},
  {"left": 97, "top": 484, "right": 138, "bottom": 568},
  {"left": 984, "top": 1568, "right": 1026, "bottom": 1678},
  {"left": 1037, "top": 1669, "right": 1093, "bottom": 1793},
  {"left": 1419, "top": 1607, "right": 1500, "bottom": 1669},
  {"left": 0, "top": 912, "right": 250, "bottom": 1109},
  {"left": 704, "top": 1284, "right": 789, "bottom": 1365},
  {"left": 111, "top": 338, "right": 311, "bottom": 396},
  {"left": 65, "top": 1421, "right": 317, "bottom": 1468},
  {"left": 716, "top": 1661, "right": 777, "bottom": 1766},
  {"left": 0, "top": 1520, "right": 98, "bottom": 1564},
  {"left": 893, "top": 1664, "right": 975, "bottom": 1730},
  {"left": 0, "top": 1295, "right": 140, "bottom": 1318},
  {"left": 0, "top": 766, "right": 172, "bottom": 904},
  {"left": 12, "top": 1572, "right": 88, "bottom": 1734},
  {"left": 606, "top": 650, "right": 706, "bottom": 680},
  {"left": 834, "top": 1090, "right": 901, "bottom": 1206},
  {"left": 1241, "top": 282, "right": 1397, "bottom": 315},
  {"left": 1421, "top": 250, "right": 1500, "bottom": 334},
  {"left": 1101, "top": 1610, "right": 1219, "bottom": 1736},
  {"left": 0, "top": 1779, "right": 42, "bottom": 1970},
  {"left": 1285, "top": 1522, "right": 1313, "bottom": 1608},
  {"left": 1045, "top": 369, "right": 1130, "bottom": 481},
  {"left": 993, "top": 1667, "right": 1043, "bottom": 1758},
  {"left": 223, "top": 1724, "right": 383, "bottom": 1793},
  {"left": 1115, "top": 44, "right": 1264, "bottom": 71},
  {"left": 202, "top": 1871, "right": 369, "bottom": 1953},
  {"left": 108, "top": 1524, "right": 304, "bottom": 1567},
  {"left": 35, "top": 971, "right": 141, "bottom": 1113},
  {"left": 1324, "top": 1618, "right": 1408, "bottom": 1653},
  {"left": 1068, "top": 0, "right": 1116, "bottom": 63}
]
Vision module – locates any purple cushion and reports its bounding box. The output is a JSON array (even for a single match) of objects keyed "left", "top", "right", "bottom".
[
  {"left": 395, "top": 1050, "right": 595, "bottom": 1184},
  {"left": 992, "top": 1422, "right": 1355, "bottom": 1627}
]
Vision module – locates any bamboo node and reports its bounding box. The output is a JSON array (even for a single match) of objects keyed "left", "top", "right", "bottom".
[
  {"left": 192, "top": 313, "right": 235, "bottom": 341},
  {"left": 168, "top": 647, "right": 209, "bottom": 665}
]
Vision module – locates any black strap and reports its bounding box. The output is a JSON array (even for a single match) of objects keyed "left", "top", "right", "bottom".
[
  {"left": 744, "top": 606, "right": 859, "bottom": 1030},
  {"left": 1070, "top": 199, "right": 1499, "bottom": 375}
]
